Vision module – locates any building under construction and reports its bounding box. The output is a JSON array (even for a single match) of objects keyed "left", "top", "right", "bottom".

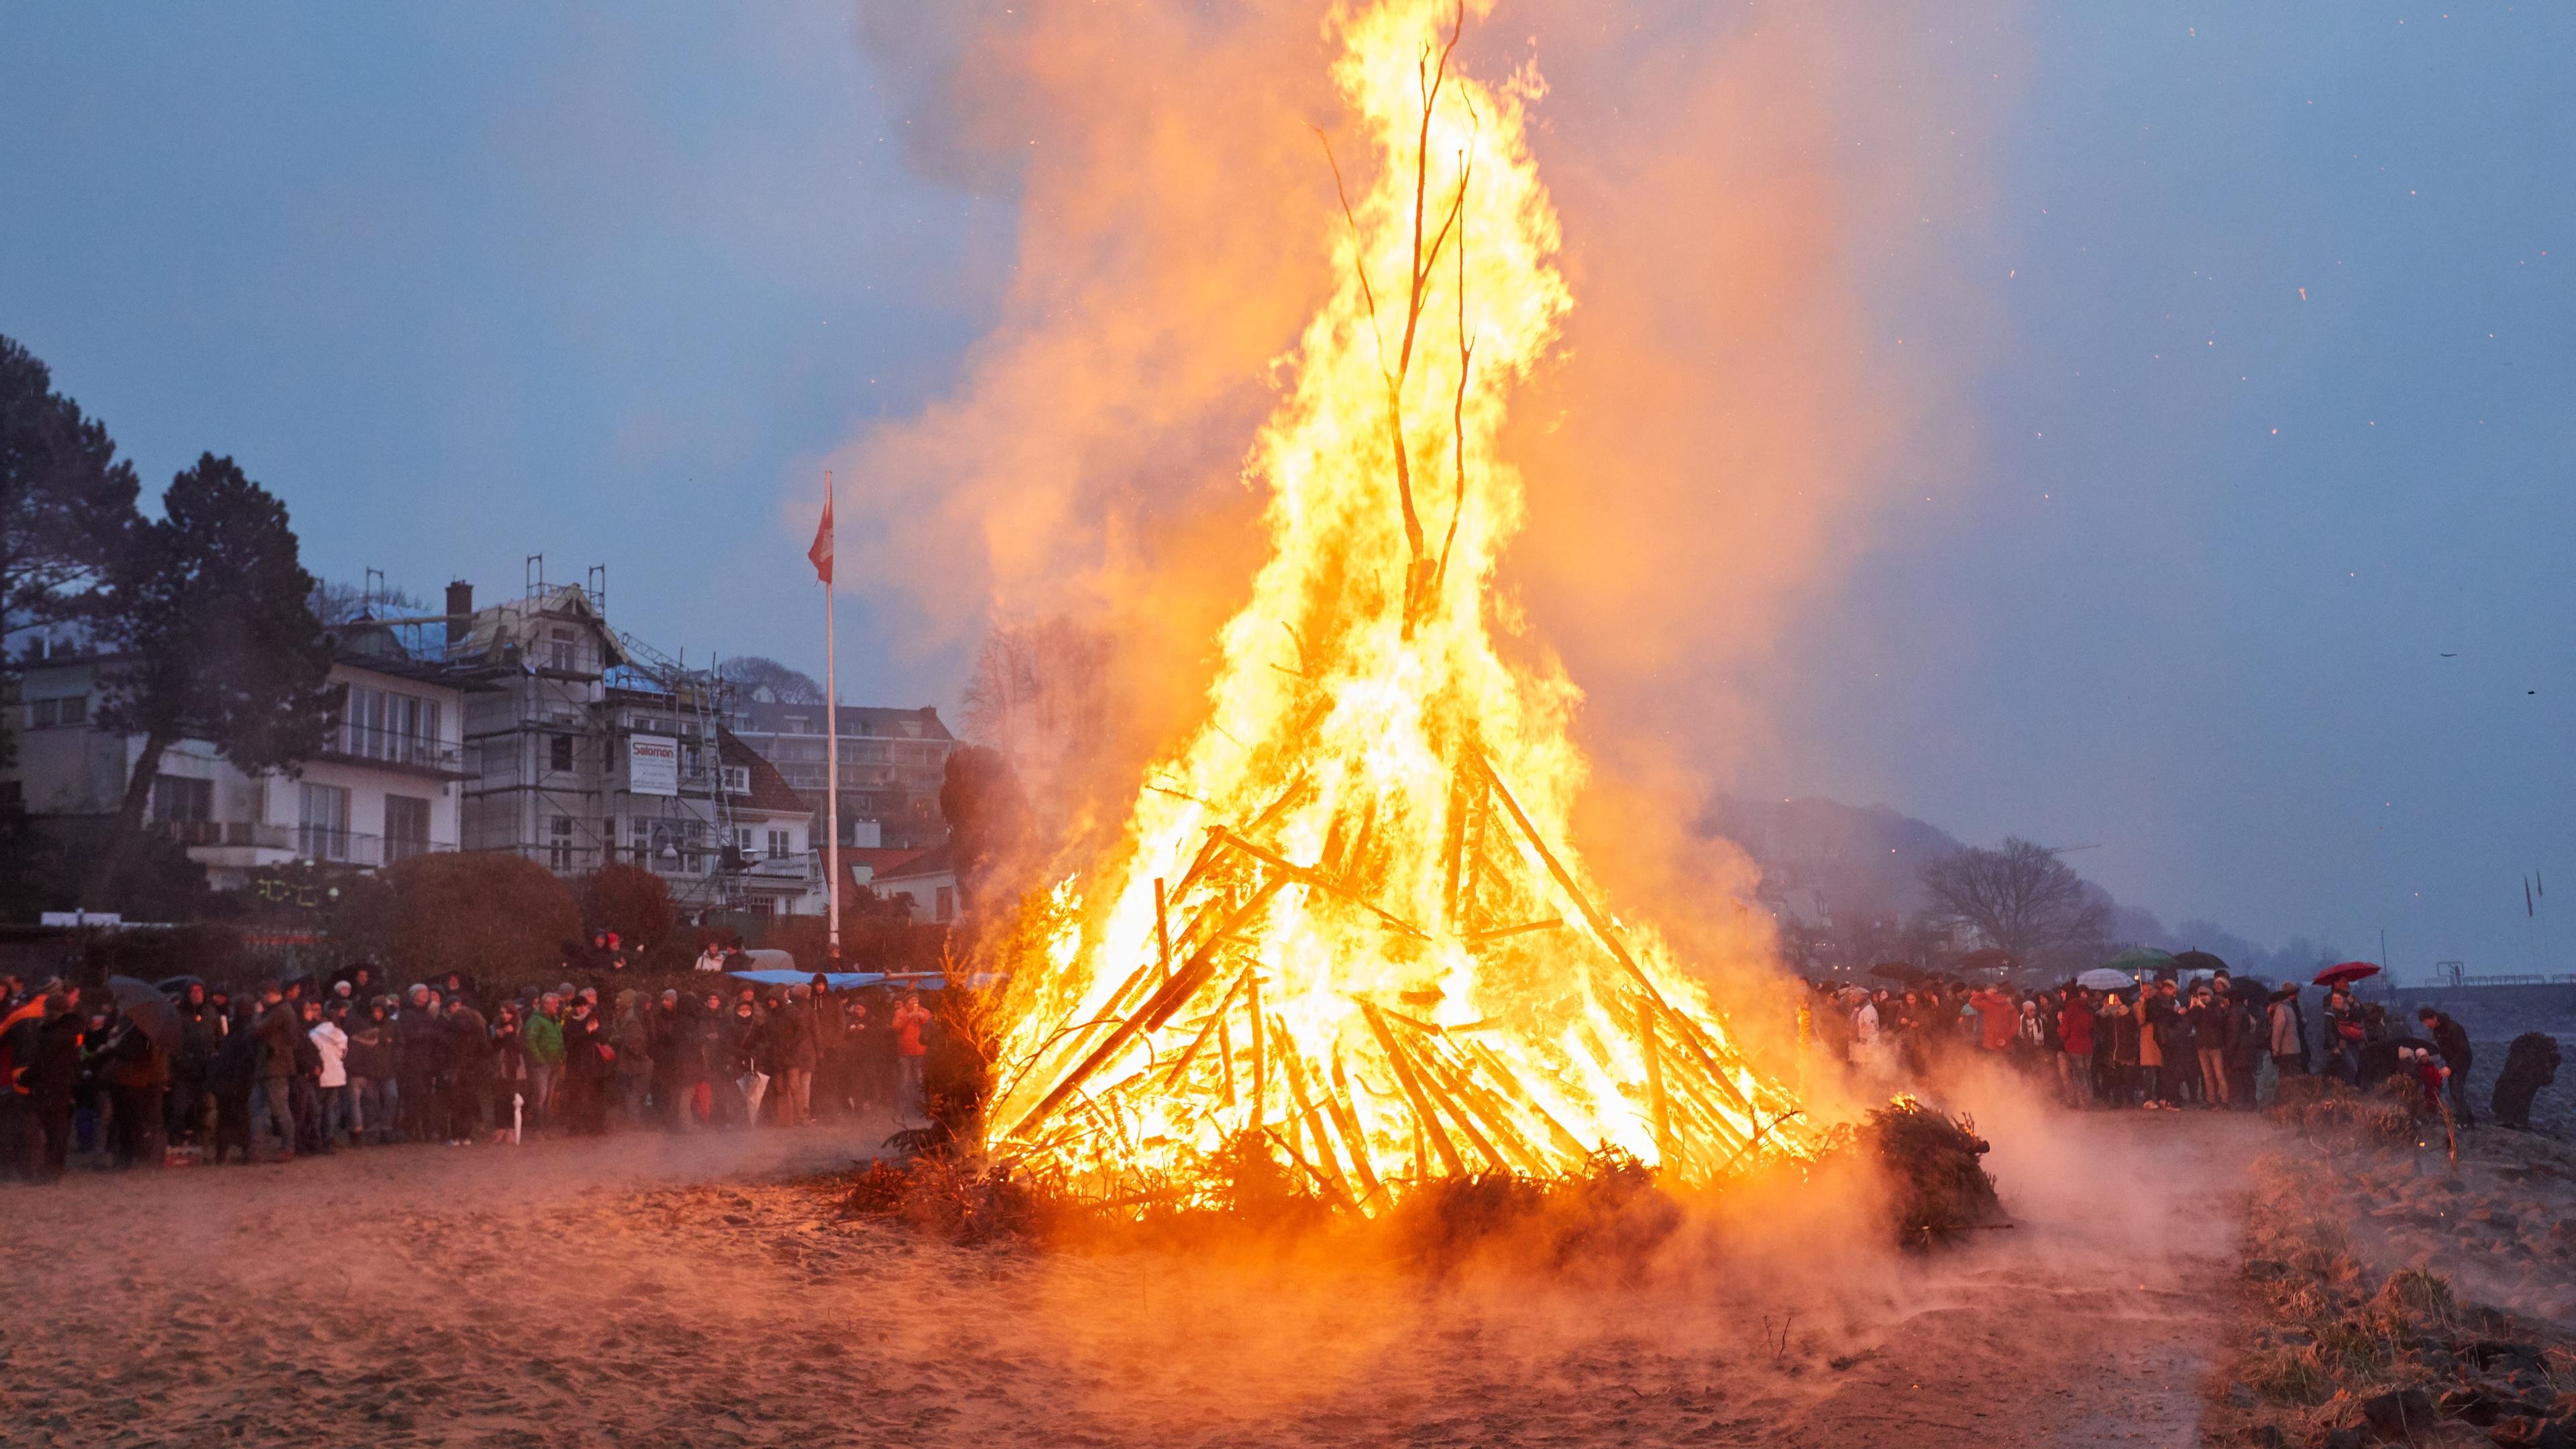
[{"left": 378, "top": 562, "right": 827, "bottom": 920}]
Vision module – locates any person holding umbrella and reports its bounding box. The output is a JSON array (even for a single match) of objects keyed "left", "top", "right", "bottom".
[{"left": 101, "top": 977, "right": 183, "bottom": 1169}]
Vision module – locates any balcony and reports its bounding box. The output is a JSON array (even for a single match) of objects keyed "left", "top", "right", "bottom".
[
  {"left": 158, "top": 820, "right": 293, "bottom": 851},
  {"left": 741, "top": 853, "right": 821, "bottom": 885},
  {"left": 296, "top": 826, "right": 458, "bottom": 866},
  {"left": 319, "top": 724, "right": 475, "bottom": 778},
  {"left": 155, "top": 820, "right": 451, "bottom": 867}
]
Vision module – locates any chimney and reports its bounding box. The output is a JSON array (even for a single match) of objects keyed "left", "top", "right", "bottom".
[{"left": 445, "top": 580, "right": 474, "bottom": 647}]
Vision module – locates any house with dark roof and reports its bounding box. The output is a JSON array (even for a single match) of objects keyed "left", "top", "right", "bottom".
[
  {"left": 869, "top": 841, "right": 959, "bottom": 924},
  {"left": 726, "top": 698, "right": 955, "bottom": 851},
  {"left": 714, "top": 729, "right": 826, "bottom": 917}
]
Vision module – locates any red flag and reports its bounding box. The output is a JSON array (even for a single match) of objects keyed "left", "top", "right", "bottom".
[{"left": 808, "top": 479, "right": 835, "bottom": 585}]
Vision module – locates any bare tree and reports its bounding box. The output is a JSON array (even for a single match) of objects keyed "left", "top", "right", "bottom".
[
  {"left": 716, "top": 655, "right": 823, "bottom": 704},
  {"left": 1921, "top": 837, "right": 2109, "bottom": 976},
  {"left": 309, "top": 578, "right": 425, "bottom": 626},
  {"left": 961, "top": 616, "right": 1107, "bottom": 801}
]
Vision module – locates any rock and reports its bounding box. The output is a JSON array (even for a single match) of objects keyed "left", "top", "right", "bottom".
[
  {"left": 2440, "top": 1387, "right": 2504, "bottom": 1426},
  {"left": 2230, "top": 1383, "right": 2259, "bottom": 1409},
  {"left": 2468, "top": 1340, "right": 2548, "bottom": 1374},
  {"left": 2360, "top": 1388, "right": 2434, "bottom": 1441},
  {"left": 2487, "top": 1416, "right": 2573, "bottom": 1449},
  {"left": 2321, "top": 1430, "right": 2363, "bottom": 1449}
]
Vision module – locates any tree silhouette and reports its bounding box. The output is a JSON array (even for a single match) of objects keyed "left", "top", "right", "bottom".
[
  {"left": 91, "top": 454, "right": 336, "bottom": 894},
  {"left": 1, "top": 335, "right": 141, "bottom": 766},
  {"left": 1920, "top": 837, "right": 2109, "bottom": 976}
]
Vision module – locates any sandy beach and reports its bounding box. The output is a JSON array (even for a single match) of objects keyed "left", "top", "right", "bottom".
[{"left": 0, "top": 1088, "right": 2271, "bottom": 1448}]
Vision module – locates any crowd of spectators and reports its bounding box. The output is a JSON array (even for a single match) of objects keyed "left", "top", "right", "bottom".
[
  {"left": 0, "top": 966, "right": 936, "bottom": 1181},
  {"left": 1811, "top": 971, "right": 2479, "bottom": 1123}
]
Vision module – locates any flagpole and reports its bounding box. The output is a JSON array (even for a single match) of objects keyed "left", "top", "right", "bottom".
[{"left": 823, "top": 470, "right": 841, "bottom": 964}]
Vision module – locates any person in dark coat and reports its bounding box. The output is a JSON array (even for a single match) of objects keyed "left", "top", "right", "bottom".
[
  {"left": 645, "top": 989, "right": 684, "bottom": 1130},
  {"left": 28, "top": 990, "right": 87, "bottom": 1182},
  {"left": 104, "top": 1020, "right": 173, "bottom": 1169},
  {"left": 394, "top": 985, "right": 445, "bottom": 1143},
  {"left": 2184, "top": 984, "right": 2234, "bottom": 1108},
  {"left": 688, "top": 992, "right": 731, "bottom": 1126},
  {"left": 2416, "top": 1008, "right": 2476, "bottom": 1126},
  {"left": 559, "top": 1000, "right": 611, "bottom": 1134},
  {"left": 2225, "top": 984, "right": 2265, "bottom": 1110},
  {"left": 208, "top": 1003, "right": 261, "bottom": 1165},
  {"left": 252, "top": 985, "right": 301, "bottom": 1161},
  {"left": 770, "top": 986, "right": 820, "bottom": 1127},
  {"left": 344, "top": 1002, "right": 394, "bottom": 1146},
  {"left": 722, "top": 997, "right": 769, "bottom": 1128},
  {"left": 168, "top": 981, "right": 223, "bottom": 1147},
  {"left": 443, "top": 998, "right": 492, "bottom": 1144},
  {"left": 290, "top": 999, "right": 327, "bottom": 1155}
]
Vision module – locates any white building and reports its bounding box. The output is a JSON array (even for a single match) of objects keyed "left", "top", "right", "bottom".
[{"left": 3, "top": 624, "right": 475, "bottom": 890}]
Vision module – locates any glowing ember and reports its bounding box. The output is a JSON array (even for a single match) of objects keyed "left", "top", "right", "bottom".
[{"left": 987, "top": 0, "right": 1810, "bottom": 1209}]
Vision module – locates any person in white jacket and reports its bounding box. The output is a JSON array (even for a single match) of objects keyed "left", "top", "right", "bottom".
[{"left": 311, "top": 1005, "right": 353, "bottom": 1150}]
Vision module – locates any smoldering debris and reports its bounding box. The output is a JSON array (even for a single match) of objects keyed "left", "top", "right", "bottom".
[{"left": 1850, "top": 1097, "right": 2006, "bottom": 1251}]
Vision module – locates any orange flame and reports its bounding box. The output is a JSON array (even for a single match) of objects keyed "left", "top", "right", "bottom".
[{"left": 987, "top": 0, "right": 1810, "bottom": 1208}]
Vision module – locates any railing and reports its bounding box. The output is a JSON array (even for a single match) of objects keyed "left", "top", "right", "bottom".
[
  {"left": 324, "top": 724, "right": 468, "bottom": 773},
  {"left": 156, "top": 820, "right": 454, "bottom": 867},
  {"left": 158, "top": 820, "right": 293, "bottom": 850},
  {"left": 381, "top": 836, "right": 453, "bottom": 865},
  {"left": 742, "top": 853, "right": 820, "bottom": 884},
  {"left": 297, "top": 826, "right": 376, "bottom": 864}
]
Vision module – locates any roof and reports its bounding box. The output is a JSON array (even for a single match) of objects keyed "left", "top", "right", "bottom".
[
  {"left": 716, "top": 729, "right": 810, "bottom": 816},
  {"left": 875, "top": 841, "right": 956, "bottom": 882},
  {"left": 732, "top": 699, "right": 955, "bottom": 742},
  {"left": 452, "top": 585, "right": 628, "bottom": 672},
  {"left": 841, "top": 845, "right": 932, "bottom": 880}
]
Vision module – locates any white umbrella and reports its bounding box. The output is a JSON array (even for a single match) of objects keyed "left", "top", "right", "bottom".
[{"left": 2075, "top": 967, "right": 2133, "bottom": 991}]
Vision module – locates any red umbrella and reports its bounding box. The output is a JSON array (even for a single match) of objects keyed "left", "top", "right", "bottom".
[{"left": 2312, "top": 961, "right": 2380, "bottom": 987}]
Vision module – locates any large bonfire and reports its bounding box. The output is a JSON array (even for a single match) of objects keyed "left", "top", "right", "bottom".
[{"left": 985, "top": 0, "right": 1810, "bottom": 1210}]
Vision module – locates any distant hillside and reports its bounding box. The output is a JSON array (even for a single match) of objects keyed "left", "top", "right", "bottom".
[
  {"left": 1697, "top": 794, "right": 1965, "bottom": 918},
  {"left": 1697, "top": 792, "right": 2341, "bottom": 981}
]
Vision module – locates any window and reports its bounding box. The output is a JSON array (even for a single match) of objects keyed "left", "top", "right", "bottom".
[
  {"left": 933, "top": 885, "right": 955, "bottom": 923},
  {"left": 384, "top": 794, "right": 431, "bottom": 863},
  {"left": 549, "top": 734, "right": 575, "bottom": 773},
  {"left": 547, "top": 627, "right": 576, "bottom": 673},
  {"left": 29, "top": 694, "right": 87, "bottom": 729},
  {"left": 766, "top": 828, "right": 790, "bottom": 860},
  {"left": 722, "top": 765, "right": 750, "bottom": 794},
  {"left": 548, "top": 814, "right": 574, "bottom": 871},
  {"left": 784, "top": 714, "right": 810, "bottom": 733},
  {"left": 152, "top": 775, "right": 213, "bottom": 824},
  {"left": 299, "top": 783, "right": 353, "bottom": 861}
]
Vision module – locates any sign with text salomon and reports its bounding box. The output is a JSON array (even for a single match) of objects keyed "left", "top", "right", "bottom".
[{"left": 628, "top": 734, "right": 680, "bottom": 796}]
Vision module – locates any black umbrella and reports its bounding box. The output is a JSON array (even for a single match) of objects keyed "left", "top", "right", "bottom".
[
  {"left": 1870, "top": 961, "right": 1928, "bottom": 983},
  {"left": 107, "top": 975, "right": 183, "bottom": 1053},
  {"left": 2171, "top": 950, "right": 2231, "bottom": 977}
]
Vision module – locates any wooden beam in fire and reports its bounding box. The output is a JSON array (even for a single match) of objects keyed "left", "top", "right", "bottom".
[
  {"left": 999, "top": 878, "right": 1289, "bottom": 1143},
  {"left": 1468, "top": 749, "right": 1761, "bottom": 1123}
]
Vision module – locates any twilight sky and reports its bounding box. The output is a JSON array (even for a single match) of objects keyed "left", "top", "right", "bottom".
[{"left": 4, "top": 3, "right": 2569, "bottom": 977}]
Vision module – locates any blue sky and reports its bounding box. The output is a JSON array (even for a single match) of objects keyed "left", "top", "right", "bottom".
[{"left": 5, "top": 4, "right": 2570, "bottom": 975}]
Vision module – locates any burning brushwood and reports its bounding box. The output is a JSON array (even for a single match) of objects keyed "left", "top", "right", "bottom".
[{"left": 981, "top": 0, "right": 1811, "bottom": 1211}]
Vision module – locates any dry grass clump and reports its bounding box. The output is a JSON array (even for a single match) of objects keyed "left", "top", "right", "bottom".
[
  {"left": 2219, "top": 1148, "right": 2565, "bottom": 1447},
  {"left": 2277, "top": 1075, "right": 2424, "bottom": 1150}
]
